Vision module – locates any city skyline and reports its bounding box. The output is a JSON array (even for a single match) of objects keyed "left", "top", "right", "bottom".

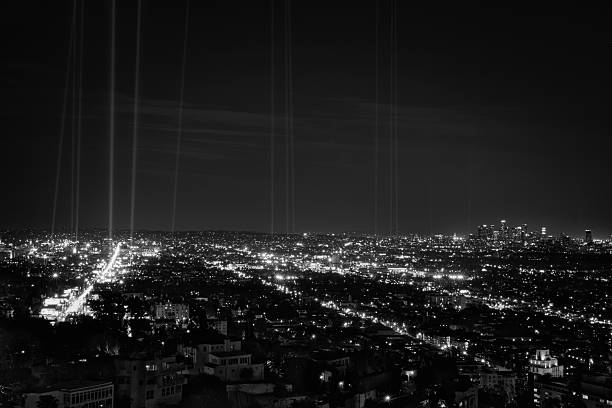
[
  {"left": 0, "top": 219, "right": 605, "bottom": 241},
  {"left": 2, "top": 3, "right": 612, "bottom": 407}
]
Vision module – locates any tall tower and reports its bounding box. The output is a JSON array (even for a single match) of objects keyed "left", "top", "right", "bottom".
[{"left": 585, "top": 229, "right": 593, "bottom": 244}]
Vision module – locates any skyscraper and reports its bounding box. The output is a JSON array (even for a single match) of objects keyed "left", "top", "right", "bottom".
[{"left": 585, "top": 229, "right": 593, "bottom": 244}]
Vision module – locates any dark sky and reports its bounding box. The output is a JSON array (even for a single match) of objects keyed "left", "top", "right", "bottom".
[{"left": 2, "top": 1, "right": 612, "bottom": 237}]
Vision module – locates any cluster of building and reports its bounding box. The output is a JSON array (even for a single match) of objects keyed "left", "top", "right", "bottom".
[
  {"left": 475, "top": 220, "right": 605, "bottom": 250},
  {"left": 0, "top": 228, "right": 610, "bottom": 408}
]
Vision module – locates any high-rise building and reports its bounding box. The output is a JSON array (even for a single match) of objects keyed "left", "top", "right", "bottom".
[
  {"left": 500, "top": 220, "right": 509, "bottom": 240},
  {"left": 529, "top": 349, "right": 563, "bottom": 378},
  {"left": 477, "top": 225, "right": 494, "bottom": 240},
  {"left": 585, "top": 229, "right": 593, "bottom": 244}
]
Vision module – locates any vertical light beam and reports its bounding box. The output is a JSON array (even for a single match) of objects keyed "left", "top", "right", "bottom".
[
  {"left": 374, "top": 0, "right": 379, "bottom": 238},
  {"left": 388, "top": 0, "right": 394, "bottom": 235},
  {"left": 171, "top": 0, "right": 191, "bottom": 235},
  {"left": 75, "top": 0, "right": 85, "bottom": 243},
  {"left": 288, "top": 0, "right": 295, "bottom": 234},
  {"left": 393, "top": 0, "right": 399, "bottom": 235},
  {"left": 284, "top": 0, "right": 290, "bottom": 235},
  {"left": 270, "top": 0, "right": 276, "bottom": 235},
  {"left": 70, "top": 21, "right": 77, "bottom": 236},
  {"left": 51, "top": 1, "right": 76, "bottom": 240},
  {"left": 108, "top": 0, "right": 116, "bottom": 242},
  {"left": 130, "top": 0, "right": 142, "bottom": 244}
]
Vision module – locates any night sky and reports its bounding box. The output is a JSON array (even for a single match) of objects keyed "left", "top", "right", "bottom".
[{"left": 2, "top": 1, "right": 612, "bottom": 237}]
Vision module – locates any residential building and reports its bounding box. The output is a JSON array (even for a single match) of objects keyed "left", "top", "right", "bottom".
[{"left": 24, "top": 381, "right": 113, "bottom": 408}]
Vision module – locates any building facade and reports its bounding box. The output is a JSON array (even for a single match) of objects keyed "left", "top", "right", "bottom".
[
  {"left": 114, "top": 354, "right": 186, "bottom": 408},
  {"left": 24, "top": 381, "right": 113, "bottom": 408},
  {"left": 529, "top": 349, "right": 564, "bottom": 378}
]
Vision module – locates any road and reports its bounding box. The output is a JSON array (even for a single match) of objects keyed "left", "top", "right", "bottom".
[{"left": 62, "top": 242, "right": 122, "bottom": 319}]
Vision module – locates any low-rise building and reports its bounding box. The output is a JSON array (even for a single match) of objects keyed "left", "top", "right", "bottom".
[
  {"left": 454, "top": 384, "right": 478, "bottom": 408},
  {"left": 114, "top": 354, "right": 186, "bottom": 408},
  {"left": 24, "top": 380, "right": 113, "bottom": 408},
  {"left": 480, "top": 367, "right": 516, "bottom": 401},
  {"left": 178, "top": 332, "right": 242, "bottom": 374},
  {"left": 579, "top": 373, "right": 612, "bottom": 408},
  {"left": 204, "top": 350, "right": 264, "bottom": 382},
  {"left": 312, "top": 350, "right": 350, "bottom": 377},
  {"left": 154, "top": 303, "right": 189, "bottom": 327},
  {"left": 208, "top": 318, "right": 228, "bottom": 335},
  {"left": 533, "top": 378, "right": 569, "bottom": 407}
]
